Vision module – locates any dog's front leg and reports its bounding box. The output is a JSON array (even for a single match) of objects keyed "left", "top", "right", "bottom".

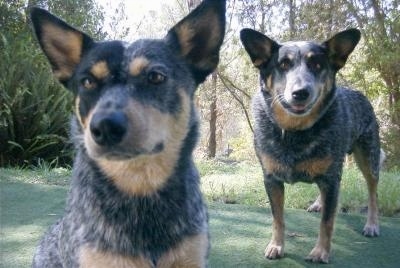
[
  {"left": 306, "top": 179, "right": 339, "bottom": 263},
  {"left": 264, "top": 177, "right": 285, "bottom": 259}
]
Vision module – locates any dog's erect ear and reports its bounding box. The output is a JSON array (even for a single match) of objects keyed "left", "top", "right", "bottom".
[
  {"left": 165, "top": 0, "right": 226, "bottom": 84},
  {"left": 323, "top": 28, "right": 361, "bottom": 71},
  {"left": 30, "top": 7, "right": 94, "bottom": 84},
  {"left": 240, "top": 29, "right": 280, "bottom": 68}
]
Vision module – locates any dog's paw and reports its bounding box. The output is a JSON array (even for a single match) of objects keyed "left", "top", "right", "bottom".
[
  {"left": 305, "top": 246, "right": 329, "bottom": 263},
  {"left": 264, "top": 241, "right": 284, "bottom": 259},
  {"left": 307, "top": 197, "right": 322, "bottom": 212},
  {"left": 307, "top": 202, "right": 322, "bottom": 212},
  {"left": 362, "top": 223, "right": 380, "bottom": 237}
]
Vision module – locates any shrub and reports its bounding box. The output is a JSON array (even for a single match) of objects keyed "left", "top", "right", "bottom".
[
  {"left": 0, "top": 32, "right": 73, "bottom": 167},
  {"left": 381, "top": 125, "right": 400, "bottom": 170}
]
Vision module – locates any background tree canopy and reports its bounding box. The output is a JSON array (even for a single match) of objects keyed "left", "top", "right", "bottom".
[{"left": 0, "top": 0, "right": 399, "bottom": 168}]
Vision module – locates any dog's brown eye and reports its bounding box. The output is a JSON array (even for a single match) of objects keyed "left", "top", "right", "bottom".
[
  {"left": 279, "top": 60, "right": 291, "bottom": 71},
  {"left": 308, "top": 61, "right": 322, "bottom": 72},
  {"left": 147, "top": 71, "right": 166, "bottom": 85},
  {"left": 81, "top": 77, "right": 97, "bottom": 90}
]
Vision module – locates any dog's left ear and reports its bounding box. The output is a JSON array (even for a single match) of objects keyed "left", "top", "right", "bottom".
[
  {"left": 165, "top": 0, "right": 226, "bottom": 84},
  {"left": 323, "top": 28, "right": 361, "bottom": 71}
]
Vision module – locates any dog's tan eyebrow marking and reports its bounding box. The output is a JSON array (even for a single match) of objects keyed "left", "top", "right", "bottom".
[
  {"left": 90, "top": 61, "right": 110, "bottom": 80},
  {"left": 306, "top": 51, "right": 315, "bottom": 59},
  {"left": 286, "top": 53, "right": 295, "bottom": 60},
  {"left": 129, "top": 56, "right": 150, "bottom": 76}
]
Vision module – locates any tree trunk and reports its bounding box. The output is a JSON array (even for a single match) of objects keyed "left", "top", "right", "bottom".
[
  {"left": 288, "top": 0, "right": 295, "bottom": 38},
  {"left": 207, "top": 72, "right": 218, "bottom": 158}
]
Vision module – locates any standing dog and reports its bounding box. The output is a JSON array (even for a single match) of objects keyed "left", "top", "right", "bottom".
[
  {"left": 30, "top": 1, "right": 225, "bottom": 267},
  {"left": 240, "top": 28, "right": 380, "bottom": 263}
]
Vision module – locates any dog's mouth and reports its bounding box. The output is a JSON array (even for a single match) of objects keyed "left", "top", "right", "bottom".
[
  {"left": 86, "top": 141, "right": 165, "bottom": 161},
  {"left": 280, "top": 100, "right": 314, "bottom": 115}
]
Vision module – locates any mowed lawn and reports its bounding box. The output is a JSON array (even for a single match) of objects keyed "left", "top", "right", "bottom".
[{"left": 1, "top": 163, "right": 400, "bottom": 267}]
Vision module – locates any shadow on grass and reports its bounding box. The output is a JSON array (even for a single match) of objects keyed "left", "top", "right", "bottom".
[
  {"left": 0, "top": 180, "right": 67, "bottom": 267},
  {"left": 209, "top": 203, "right": 400, "bottom": 267}
]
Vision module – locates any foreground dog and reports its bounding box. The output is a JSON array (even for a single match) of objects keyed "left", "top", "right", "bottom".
[
  {"left": 30, "top": 1, "right": 225, "bottom": 266},
  {"left": 240, "top": 28, "right": 380, "bottom": 263}
]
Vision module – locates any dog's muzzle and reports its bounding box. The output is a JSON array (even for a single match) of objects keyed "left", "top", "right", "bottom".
[
  {"left": 90, "top": 111, "right": 128, "bottom": 146},
  {"left": 282, "top": 86, "right": 315, "bottom": 115}
]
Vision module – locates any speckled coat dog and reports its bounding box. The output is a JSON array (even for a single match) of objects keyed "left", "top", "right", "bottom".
[
  {"left": 240, "top": 28, "right": 381, "bottom": 263},
  {"left": 30, "top": 1, "right": 225, "bottom": 267}
]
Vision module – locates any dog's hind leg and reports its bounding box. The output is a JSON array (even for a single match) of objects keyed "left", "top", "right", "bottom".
[{"left": 353, "top": 139, "right": 380, "bottom": 237}]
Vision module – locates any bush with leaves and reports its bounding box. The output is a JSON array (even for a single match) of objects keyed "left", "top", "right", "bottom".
[{"left": 0, "top": 32, "right": 72, "bottom": 167}]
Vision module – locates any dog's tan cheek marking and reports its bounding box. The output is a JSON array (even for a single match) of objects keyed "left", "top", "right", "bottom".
[
  {"left": 295, "top": 156, "right": 333, "bottom": 178},
  {"left": 75, "top": 96, "right": 83, "bottom": 127},
  {"left": 83, "top": 108, "right": 98, "bottom": 157},
  {"left": 259, "top": 153, "right": 286, "bottom": 175},
  {"left": 157, "top": 233, "right": 208, "bottom": 268},
  {"left": 75, "top": 96, "right": 91, "bottom": 129},
  {"left": 42, "top": 23, "right": 83, "bottom": 80},
  {"left": 265, "top": 75, "right": 273, "bottom": 90},
  {"left": 79, "top": 246, "right": 152, "bottom": 268},
  {"left": 129, "top": 56, "right": 150, "bottom": 76},
  {"left": 97, "top": 90, "right": 191, "bottom": 196},
  {"left": 90, "top": 61, "right": 110, "bottom": 81}
]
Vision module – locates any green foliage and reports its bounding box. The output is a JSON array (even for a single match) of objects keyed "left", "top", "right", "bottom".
[
  {"left": 0, "top": 1, "right": 108, "bottom": 167},
  {"left": 0, "top": 31, "right": 72, "bottom": 166},
  {"left": 33, "top": 0, "right": 106, "bottom": 39},
  {"left": 381, "top": 125, "right": 400, "bottom": 170},
  {"left": 228, "top": 128, "right": 257, "bottom": 162}
]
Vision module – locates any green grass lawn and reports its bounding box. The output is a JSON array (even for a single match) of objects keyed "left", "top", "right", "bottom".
[
  {"left": 199, "top": 159, "right": 400, "bottom": 216},
  {"left": 1, "top": 162, "right": 400, "bottom": 267}
]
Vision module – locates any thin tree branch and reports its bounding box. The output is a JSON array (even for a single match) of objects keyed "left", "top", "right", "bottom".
[{"left": 218, "top": 73, "right": 254, "bottom": 133}]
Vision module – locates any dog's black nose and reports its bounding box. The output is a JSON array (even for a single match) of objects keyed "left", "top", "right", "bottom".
[
  {"left": 292, "top": 88, "right": 310, "bottom": 101},
  {"left": 90, "top": 112, "right": 127, "bottom": 146}
]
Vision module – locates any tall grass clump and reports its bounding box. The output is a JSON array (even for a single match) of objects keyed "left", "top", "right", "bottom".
[{"left": 0, "top": 32, "right": 72, "bottom": 167}]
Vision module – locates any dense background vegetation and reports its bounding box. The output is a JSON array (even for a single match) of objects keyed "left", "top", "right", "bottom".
[{"left": 0, "top": 0, "right": 399, "bottom": 169}]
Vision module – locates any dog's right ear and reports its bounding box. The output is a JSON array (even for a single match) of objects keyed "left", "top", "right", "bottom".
[
  {"left": 165, "top": 0, "right": 226, "bottom": 84},
  {"left": 240, "top": 29, "right": 280, "bottom": 68},
  {"left": 30, "top": 7, "right": 94, "bottom": 85},
  {"left": 322, "top": 28, "right": 361, "bottom": 71}
]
